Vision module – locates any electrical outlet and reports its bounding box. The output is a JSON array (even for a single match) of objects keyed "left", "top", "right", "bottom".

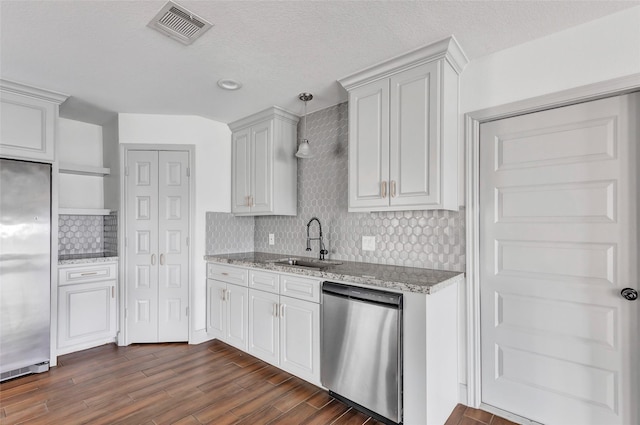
[
  {"left": 362, "top": 236, "right": 376, "bottom": 251},
  {"left": 268, "top": 233, "right": 275, "bottom": 245}
]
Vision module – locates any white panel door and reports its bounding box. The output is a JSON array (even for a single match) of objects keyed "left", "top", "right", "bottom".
[
  {"left": 248, "top": 289, "right": 279, "bottom": 364},
  {"left": 158, "top": 151, "right": 189, "bottom": 341},
  {"left": 348, "top": 79, "right": 390, "bottom": 210},
  {"left": 126, "top": 150, "right": 159, "bottom": 342},
  {"left": 225, "top": 283, "right": 248, "bottom": 351},
  {"left": 280, "top": 296, "right": 320, "bottom": 384},
  {"left": 480, "top": 93, "right": 639, "bottom": 425},
  {"left": 251, "top": 121, "right": 273, "bottom": 214},
  {"left": 389, "top": 62, "right": 439, "bottom": 207},
  {"left": 126, "top": 150, "right": 190, "bottom": 344},
  {"left": 232, "top": 129, "right": 251, "bottom": 214}
]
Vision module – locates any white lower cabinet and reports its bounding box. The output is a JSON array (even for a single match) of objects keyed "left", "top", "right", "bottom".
[
  {"left": 248, "top": 290, "right": 320, "bottom": 385},
  {"left": 206, "top": 279, "right": 249, "bottom": 351},
  {"left": 208, "top": 264, "right": 321, "bottom": 385},
  {"left": 278, "top": 295, "right": 320, "bottom": 383},
  {"left": 248, "top": 289, "right": 280, "bottom": 364},
  {"left": 57, "top": 262, "right": 118, "bottom": 355}
]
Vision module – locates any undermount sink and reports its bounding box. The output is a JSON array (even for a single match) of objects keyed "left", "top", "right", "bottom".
[{"left": 272, "top": 257, "right": 342, "bottom": 269}]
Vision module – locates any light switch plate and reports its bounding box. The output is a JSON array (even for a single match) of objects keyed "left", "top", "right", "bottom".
[
  {"left": 269, "top": 233, "right": 275, "bottom": 245},
  {"left": 362, "top": 236, "right": 375, "bottom": 251}
]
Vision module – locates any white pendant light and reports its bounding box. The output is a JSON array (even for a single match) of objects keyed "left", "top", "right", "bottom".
[{"left": 295, "top": 93, "right": 314, "bottom": 159}]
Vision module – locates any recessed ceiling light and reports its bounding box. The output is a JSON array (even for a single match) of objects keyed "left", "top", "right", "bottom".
[{"left": 217, "top": 79, "right": 242, "bottom": 90}]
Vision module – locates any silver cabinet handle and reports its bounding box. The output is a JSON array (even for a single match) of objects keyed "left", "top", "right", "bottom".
[
  {"left": 151, "top": 254, "right": 156, "bottom": 265},
  {"left": 160, "top": 253, "right": 165, "bottom": 265},
  {"left": 220, "top": 289, "right": 226, "bottom": 301},
  {"left": 391, "top": 180, "right": 397, "bottom": 198},
  {"left": 80, "top": 272, "right": 98, "bottom": 276},
  {"left": 381, "top": 181, "right": 387, "bottom": 198},
  {"left": 111, "top": 286, "right": 115, "bottom": 298},
  {"left": 273, "top": 303, "right": 278, "bottom": 317},
  {"left": 280, "top": 304, "right": 285, "bottom": 318}
]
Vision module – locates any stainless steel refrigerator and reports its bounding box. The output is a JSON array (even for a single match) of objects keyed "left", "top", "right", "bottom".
[{"left": 0, "top": 158, "right": 51, "bottom": 381}]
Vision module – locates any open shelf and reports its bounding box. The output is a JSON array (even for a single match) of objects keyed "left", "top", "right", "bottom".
[
  {"left": 59, "top": 208, "right": 111, "bottom": 216},
  {"left": 59, "top": 163, "right": 110, "bottom": 176}
]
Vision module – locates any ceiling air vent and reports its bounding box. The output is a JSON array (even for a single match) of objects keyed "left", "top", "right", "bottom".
[{"left": 147, "top": 1, "right": 213, "bottom": 45}]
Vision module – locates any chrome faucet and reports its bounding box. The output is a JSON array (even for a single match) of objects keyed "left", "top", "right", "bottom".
[{"left": 306, "top": 217, "right": 328, "bottom": 260}]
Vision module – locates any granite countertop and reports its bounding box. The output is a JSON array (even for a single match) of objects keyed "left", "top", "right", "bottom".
[
  {"left": 58, "top": 252, "right": 119, "bottom": 265},
  {"left": 204, "top": 252, "right": 463, "bottom": 295}
]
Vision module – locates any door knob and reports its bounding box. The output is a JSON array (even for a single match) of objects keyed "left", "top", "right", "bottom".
[{"left": 621, "top": 288, "right": 638, "bottom": 301}]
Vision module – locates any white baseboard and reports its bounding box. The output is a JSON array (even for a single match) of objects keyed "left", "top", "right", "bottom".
[
  {"left": 458, "top": 383, "right": 468, "bottom": 405},
  {"left": 190, "top": 328, "right": 213, "bottom": 345}
]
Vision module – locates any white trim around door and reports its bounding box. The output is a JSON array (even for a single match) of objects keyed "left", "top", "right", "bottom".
[
  {"left": 464, "top": 73, "right": 640, "bottom": 412},
  {"left": 117, "top": 144, "right": 196, "bottom": 346}
]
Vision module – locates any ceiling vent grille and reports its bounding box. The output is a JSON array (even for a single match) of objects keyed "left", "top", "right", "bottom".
[{"left": 148, "top": 1, "right": 213, "bottom": 45}]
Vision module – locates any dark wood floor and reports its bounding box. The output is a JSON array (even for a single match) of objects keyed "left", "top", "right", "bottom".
[{"left": 0, "top": 340, "right": 516, "bottom": 425}]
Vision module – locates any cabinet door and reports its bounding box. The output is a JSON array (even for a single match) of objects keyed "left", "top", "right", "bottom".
[
  {"left": 225, "top": 283, "right": 248, "bottom": 350},
  {"left": 250, "top": 120, "right": 273, "bottom": 214},
  {"left": 58, "top": 281, "right": 116, "bottom": 351},
  {"left": 158, "top": 151, "right": 190, "bottom": 341},
  {"left": 348, "top": 79, "right": 390, "bottom": 211},
  {"left": 207, "top": 279, "right": 226, "bottom": 340},
  {"left": 232, "top": 128, "right": 251, "bottom": 214},
  {"left": 280, "top": 296, "right": 320, "bottom": 384},
  {"left": 0, "top": 91, "right": 56, "bottom": 162},
  {"left": 389, "top": 62, "right": 440, "bottom": 207},
  {"left": 248, "top": 290, "right": 280, "bottom": 365}
]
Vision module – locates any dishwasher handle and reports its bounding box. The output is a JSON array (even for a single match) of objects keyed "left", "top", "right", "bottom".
[{"left": 322, "top": 281, "right": 402, "bottom": 308}]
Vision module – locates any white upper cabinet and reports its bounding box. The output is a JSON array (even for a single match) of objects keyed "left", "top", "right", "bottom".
[
  {"left": 0, "top": 80, "right": 68, "bottom": 162},
  {"left": 229, "top": 107, "right": 299, "bottom": 216},
  {"left": 339, "top": 36, "right": 467, "bottom": 212}
]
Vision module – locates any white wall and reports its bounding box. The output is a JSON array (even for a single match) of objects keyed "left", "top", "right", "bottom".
[
  {"left": 58, "top": 118, "right": 104, "bottom": 209},
  {"left": 460, "top": 6, "right": 640, "bottom": 113},
  {"left": 118, "top": 113, "right": 231, "bottom": 341},
  {"left": 455, "top": 6, "right": 640, "bottom": 401}
]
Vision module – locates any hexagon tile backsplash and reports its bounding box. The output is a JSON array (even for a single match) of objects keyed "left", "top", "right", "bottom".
[
  {"left": 206, "top": 102, "right": 465, "bottom": 273},
  {"left": 58, "top": 213, "right": 117, "bottom": 256}
]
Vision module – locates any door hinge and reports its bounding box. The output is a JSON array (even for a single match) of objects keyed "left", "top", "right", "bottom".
[
  {"left": 124, "top": 237, "right": 128, "bottom": 247},
  {"left": 186, "top": 167, "right": 190, "bottom": 177},
  {"left": 186, "top": 306, "right": 189, "bottom": 317},
  {"left": 124, "top": 307, "right": 128, "bottom": 318},
  {"left": 125, "top": 166, "right": 129, "bottom": 176},
  {"left": 186, "top": 236, "right": 189, "bottom": 247}
]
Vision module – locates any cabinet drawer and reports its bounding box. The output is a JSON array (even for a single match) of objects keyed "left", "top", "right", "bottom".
[
  {"left": 58, "top": 263, "right": 117, "bottom": 285},
  {"left": 281, "top": 274, "right": 320, "bottom": 303},
  {"left": 249, "top": 270, "right": 280, "bottom": 293},
  {"left": 207, "top": 263, "right": 248, "bottom": 286}
]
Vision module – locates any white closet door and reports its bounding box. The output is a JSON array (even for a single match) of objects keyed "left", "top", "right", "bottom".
[
  {"left": 157, "top": 151, "right": 190, "bottom": 341},
  {"left": 126, "top": 150, "right": 159, "bottom": 343},
  {"left": 479, "top": 93, "right": 638, "bottom": 425}
]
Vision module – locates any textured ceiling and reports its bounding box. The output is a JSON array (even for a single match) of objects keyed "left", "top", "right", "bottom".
[{"left": 0, "top": 1, "right": 637, "bottom": 124}]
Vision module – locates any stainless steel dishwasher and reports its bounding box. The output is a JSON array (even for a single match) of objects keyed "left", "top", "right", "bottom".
[{"left": 321, "top": 281, "right": 403, "bottom": 425}]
